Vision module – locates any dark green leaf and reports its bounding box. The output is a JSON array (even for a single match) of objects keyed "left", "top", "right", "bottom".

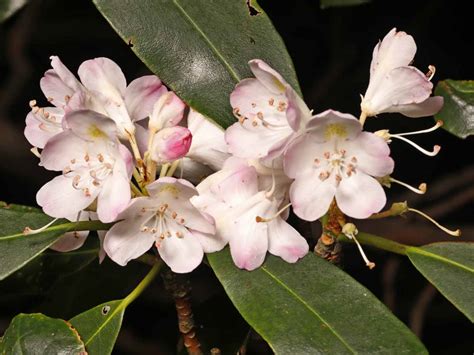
[
  {"left": 69, "top": 300, "right": 125, "bottom": 355},
  {"left": 0, "top": 313, "right": 85, "bottom": 354},
  {"left": 435, "top": 80, "right": 474, "bottom": 138},
  {"left": 320, "top": 0, "right": 370, "bottom": 9},
  {"left": 208, "top": 249, "right": 426, "bottom": 354},
  {"left": 407, "top": 242, "right": 474, "bottom": 322},
  {"left": 0, "top": 203, "right": 111, "bottom": 281},
  {"left": 0, "top": 0, "right": 27, "bottom": 23},
  {"left": 92, "top": 0, "right": 300, "bottom": 128}
]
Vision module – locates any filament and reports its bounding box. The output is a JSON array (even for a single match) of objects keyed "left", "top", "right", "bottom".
[
  {"left": 408, "top": 208, "right": 461, "bottom": 237},
  {"left": 256, "top": 203, "right": 291, "bottom": 223},
  {"left": 390, "top": 178, "right": 427, "bottom": 194},
  {"left": 23, "top": 218, "right": 59, "bottom": 235},
  {"left": 390, "top": 135, "right": 441, "bottom": 156}
]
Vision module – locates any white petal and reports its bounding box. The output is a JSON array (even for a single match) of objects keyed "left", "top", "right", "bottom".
[
  {"left": 24, "top": 109, "right": 64, "bottom": 149},
  {"left": 283, "top": 134, "right": 328, "bottom": 179},
  {"left": 249, "top": 59, "right": 288, "bottom": 94},
  {"left": 40, "top": 131, "right": 87, "bottom": 171},
  {"left": 124, "top": 75, "right": 167, "bottom": 122},
  {"left": 290, "top": 175, "right": 336, "bottom": 221},
  {"left": 157, "top": 227, "right": 204, "bottom": 273},
  {"left": 149, "top": 91, "right": 185, "bottom": 130},
  {"left": 50, "top": 231, "right": 88, "bottom": 252},
  {"left": 78, "top": 57, "right": 127, "bottom": 99},
  {"left": 104, "top": 217, "right": 155, "bottom": 266},
  {"left": 97, "top": 174, "right": 131, "bottom": 223},
  {"left": 305, "top": 109, "right": 362, "bottom": 142},
  {"left": 336, "top": 173, "right": 386, "bottom": 219},
  {"left": 393, "top": 96, "right": 444, "bottom": 118},
  {"left": 65, "top": 110, "right": 118, "bottom": 142},
  {"left": 267, "top": 217, "right": 309, "bottom": 263},
  {"left": 37, "top": 175, "right": 97, "bottom": 218},
  {"left": 285, "top": 86, "right": 311, "bottom": 130},
  {"left": 190, "top": 228, "right": 227, "bottom": 253}
]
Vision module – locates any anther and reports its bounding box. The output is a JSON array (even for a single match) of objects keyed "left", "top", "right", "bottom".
[
  {"left": 29, "top": 99, "right": 37, "bottom": 108},
  {"left": 319, "top": 171, "right": 330, "bottom": 181},
  {"left": 268, "top": 98, "right": 274, "bottom": 106},
  {"left": 172, "top": 212, "right": 177, "bottom": 219},
  {"left": 84, "top": 154, "right": 90, "bottom": 162},
  {"left": 97, "top": 153, "right": 104, "bottom": 162},
  {"left": 23, "top": 218, "right": 59, "bottom": 235},
  {"left": 251, "top": 103, "right": 256, "bottom": 108},
  {"left": 426, "top": 65, "right": 436, "bottom": 81},
  {"left": 257, "top": 112, "right": 264, "bottom": 120}
]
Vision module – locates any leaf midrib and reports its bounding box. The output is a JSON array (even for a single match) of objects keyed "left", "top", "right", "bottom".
[
  {"left": 408, "top": 247, "right": 474, "bottom": 273},
  {"left": 260, "top": 265, "right": 356, "bottom": 354},
  {"left": 172, "top": 0, "right": 241, "bottom": 83}
]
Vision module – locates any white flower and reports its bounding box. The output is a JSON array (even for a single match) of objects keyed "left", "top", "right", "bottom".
[
  {"left": 103, "top": 177, "right": 218, "bottom": 273},
  {"left": 284, "top": 110, "right": 394, "bottom": 220},
  {"left": 226, "top": 59, "right": 311, "bottom": 159},
  {"left": 36, "top": 110, "right": 133, "bottom": 223},
  {"left": 192, "top": 158, "right": 308, "bottom": 271},
  {"left": 360, "top": 28, "right": 443, "bottom": 120}
]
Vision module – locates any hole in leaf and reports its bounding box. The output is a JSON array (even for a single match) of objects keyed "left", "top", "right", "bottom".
[
  {"left": 101, "top": 305, "right": 111, "bottom": 315},
  {"left": 127, "top": 39, "right": 134, "bottom": 48},
  {"left": 246, "top": 0, "right": 261, "bottom": 16}
]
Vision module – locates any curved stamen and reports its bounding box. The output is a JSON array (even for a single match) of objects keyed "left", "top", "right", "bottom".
[
  {"left": 390, "top": 135, "right": 441, "bottom": 156},
  {"left": 408, "top": 208, "right": 461, "bottom": 237},
  {"left": 394, "top": 121, "right": 443, "bottom": 137},
  {"left": 390, "top": 178, "right": 427, "bottom": 194},
  {"left": 342, "top": 224, "right": 375, "bottom": 269},
  {"left": 23, "top": 218, "right": 59, "bottom": 235}
]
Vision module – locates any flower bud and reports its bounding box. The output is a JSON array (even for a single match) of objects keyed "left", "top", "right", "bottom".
[
  {"left": 150, "top": 126, "right": 192, "bottom": 163},
  {"left": 149, "top": 92, "right": 185, "bottom": 131}
]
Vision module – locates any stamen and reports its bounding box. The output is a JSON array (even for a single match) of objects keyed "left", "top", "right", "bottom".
[
  {"left": 23, "top": 218, "right": 59, "bottom": 235},
  {"left": 408, "top": 208, "right": 461, "bottom": 237},
  {"left": 390, "top": 135, "right": 441, "bottom": 156},
  {"left": 426, "top": 65, "right": 436, "bottom": 81},
  {"left": 256, "top": 203, "right": 291, "bottom": 223},
  {"left": 342, "top": 223, "right": 375, "bottom": 269},
  {"left": 390, "top": 178, "right": 427, "bottom": 194},
  {"left": 394, "top": 121, "right": 443, "bottom": 137},
  {"left": 265, "top": 161, "right": 277, "bottom": 198},
  {"left": 29, "top": 99, "right": 37, "bottom": 108},
  {"left": 30, "top": 147, "right": 41, "bottom": 159}
]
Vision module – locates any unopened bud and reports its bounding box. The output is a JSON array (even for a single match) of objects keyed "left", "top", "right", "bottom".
[{"left": 150, "top": 126, "right": 192, "bottom": 163}]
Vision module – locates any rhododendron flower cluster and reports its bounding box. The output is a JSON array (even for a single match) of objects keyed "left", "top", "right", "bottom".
[{"left": 26, "top": 28, "right": 456, "bottom": 273}]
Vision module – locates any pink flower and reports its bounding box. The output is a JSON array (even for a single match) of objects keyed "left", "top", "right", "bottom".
[
  {"left": 284, "top": 110, "right": 394, "bottom": 220},
  {"left": 360, "top": 28, "right": 443, "bottom": 119},
  {"left": 192, "top": 158, "right": 308, "bottom": 271},
  {"left": 36, "top": 110, "right": 133, "bottom": 223},
  {"left": 226, "top": 60, "right": 311, "bottom": 159},
  {"left": 103, "top": 177, "right": 218, "bottom": 273},
  {"left": 150, "top": 126, "right": 192, "bottom": 163}
]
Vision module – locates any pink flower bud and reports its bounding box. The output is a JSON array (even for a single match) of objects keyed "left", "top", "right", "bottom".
[{"left": 150, "top": 126, "right": 192, "bottom": 163}]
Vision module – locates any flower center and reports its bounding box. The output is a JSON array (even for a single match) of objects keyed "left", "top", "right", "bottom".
[
  {"left": 314, "top": 148, "right": 358, "bottom": 185},
  {"left": 62, "top": 152, "right": 114, "bottom": 197},
  {"left": 138, "top": 204, "right": 188, "bottom": 248}
]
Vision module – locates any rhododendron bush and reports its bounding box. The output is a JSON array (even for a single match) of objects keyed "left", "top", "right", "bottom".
[{"left": 0, "top": 1, "right": 473, "bottom": 354}]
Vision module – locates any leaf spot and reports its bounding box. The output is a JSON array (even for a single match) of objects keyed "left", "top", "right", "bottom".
[{"left": 101, "top": 305, "right": 111, "bottom": 315}]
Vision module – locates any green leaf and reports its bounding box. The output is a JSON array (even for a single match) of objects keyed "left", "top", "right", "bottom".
[
  {"left": 0, "top": 0, "right": 27, "bottom": 23},
  {"left": 69, "top": 300, "right": 124, "bottom": 355},
  {"left": 208, "top": 249, "right": 426, "bottom": 354},
  {"left": 0, "top": 203, "right": 110, "bottom": 281},
  {"left": 407, "top": 242, "right": 474, "bottom": 322},
  {"left": 0, "top": 313, "right": 85, "bottom": 354},
  {"left": 435, "top": 80, "right": 474, "bottom": 138},
  {"left": 320, "top": 0, "right": 370, "bottom": 9},
  {"left": 92, "top": 0, "right": 300, "bottom": 128}
]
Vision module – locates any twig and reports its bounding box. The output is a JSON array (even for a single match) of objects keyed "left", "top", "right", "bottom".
[
  {"left": 315, "top": 201, "right": 344, "bottom": 264},
  {"left": 162, "top": 269, "right": 202, "bottom": 355}
]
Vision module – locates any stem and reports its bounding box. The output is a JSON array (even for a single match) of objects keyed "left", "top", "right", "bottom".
[
  {"left": 315, "top": 201, "right": 343, "bottom": 263},
  {"left": 159, "top": 163, "right": 170, "bottom": 178},
  {"left": 359, "top": 112, "right": 367, "bottom": 127},
  {"left": 162, "top": 269, "right": 202, "bottom": 355},
  {"left": 166, "top": 160, "right": 181, "bottom": 177},
  {"left": 338, "top": 232, "right": 409, "bottom": 255},
  {"left": 124, "top": 262, "right": 162, "bottom": 307}
]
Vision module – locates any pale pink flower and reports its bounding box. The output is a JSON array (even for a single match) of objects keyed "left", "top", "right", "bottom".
[
  {"left": 284, "top": 110, "right": 394, "bottom": 221},
  {"left": 226, "top": 60, "right": 311, "bottom": 159},
  {"left": 37, "top": 110, "right": 133, "bottom": 223},
  {"left": 360, "top": 28, "right": 443, "bottom": 119},
  {"left": 104, "top": 177, "right": 218, "bottom": 273},
  {"left": 192, "top": 158, "right": 308, "bottom": 271}
]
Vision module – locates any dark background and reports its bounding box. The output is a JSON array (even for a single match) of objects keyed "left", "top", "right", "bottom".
[{"left": 0, "top": 0, "right": 472, "bottom": 354}]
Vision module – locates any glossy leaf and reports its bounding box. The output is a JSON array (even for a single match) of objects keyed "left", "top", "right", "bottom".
[
  {"left": 0, "top": 0, "right": 27, "bottom": 23},
  {"left": 69, "top": 300, "right": 124, "bottom": 355},
  {"left": 0, "top": 203, "right": 110, "bottom": 281},
  {"left": 407, "top": 242, "right": 474, "bottom": 322},
  {"left": 92, "top": 0, "right": 300, "bottom": 128},
  {"left": 320, "top": 0, "right": 370, "bottom": 9},
  {"left": 208, "top": 249, "right": 426, "bottom": 354},
  {"left": 0, "top": 313, "right": 85, "bottom": 354},
  {"left": 435, "top": 80, "right": 474, "bottom": 138}
]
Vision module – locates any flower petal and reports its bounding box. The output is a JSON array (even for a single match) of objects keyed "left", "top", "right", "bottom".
[
  {"left": 267, "top": 217, "right": 309, "bottom": 263},
  {"left": 104, "top": 218, "right": 155, "bottom": 266},
  {"left": 157, "top": 227, "right": 204, "bottom": 273},
  {"left": 305, "top": 109, "right": 362, "bottom": 142},
  {"left": 285, "top": 86, "right": 311, "bottom": 130},
  {"left": 393, "top": 96, "right": 444, "bottom": 118},
  {"left": 336, "top": 173, "right": 386, "bottom": 219},
  {"left": 78, "top": 57, "right": 127, "bottom": 99},
  {"left": 65, "top": 110, "right": 118, "bottom": 142},
  {"left": 24, "top": 108, "right": 64, "bottom": 148},
  {"left": 50, "top": 231, "right": 88, "bottom": 252},
  {"left": 249, "top": 59, "right": 288, "bottom": 94},
  {"left": 97, "top": 173, "right": 131, "bottom": 223},
  {"left": 290, "top": 175, "right": 336, "bottom": 221},
  {"left": 283, "top": 134, "right": 328, "bottom": 178},
  {"left": 149, "top": 91, "right": 186, "bottom": 130},
  {"left": 40, "top": 131, "right": 88, "bottom": 171},
  {"left": 37, "top": 175, "right": 97, "bottom": 218},
  {"left": 190, "top": 228, "right": 227, "bottom": 253},
  {"left": 345, "top": 132, "right": 394, "bottom": 177},
  {"left": 124, "top": 75, "right": 167, "bottom": 122}
]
